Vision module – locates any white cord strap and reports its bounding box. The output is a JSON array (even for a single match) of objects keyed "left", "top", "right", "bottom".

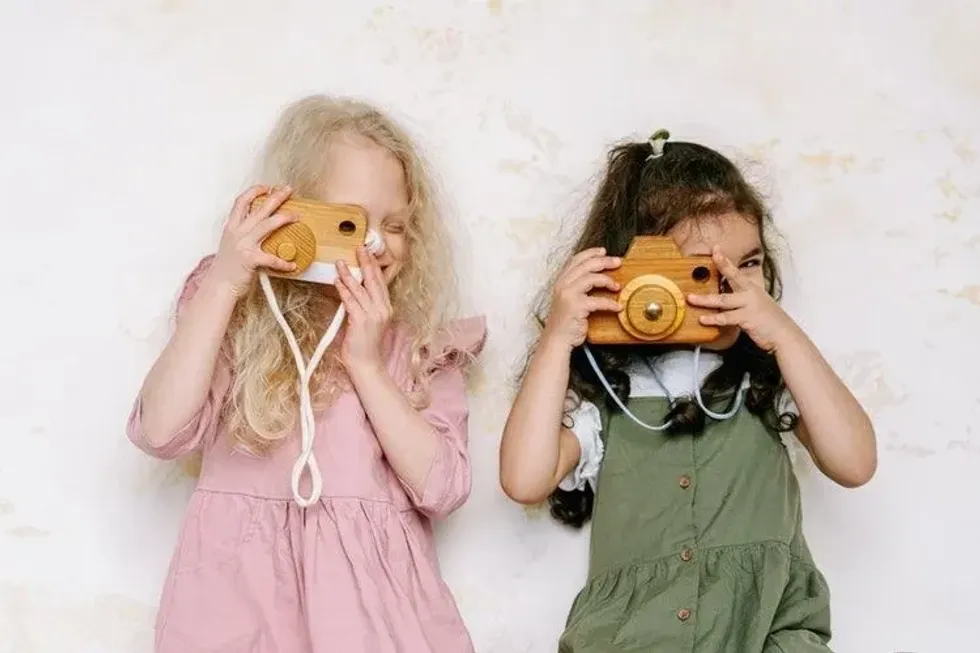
[
  {"left": 583, "top": 344, "right": 751, "bottom": 431},
  {"left": 259, "top": 229, "right": 385, "bottom": 506},
  {"left": 583, "top": 345, "right": 673, "bottom": 431},
  {"left": 260, "top": 273, "right": 348, "bottom": 506},
  {"left": 691, "top": 346, "right": 751, "bottom": 420}
]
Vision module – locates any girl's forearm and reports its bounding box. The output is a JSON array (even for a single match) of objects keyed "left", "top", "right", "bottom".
[
  {"left": 139, "top": 273, "right": 239, "bottom": 447},
  {"left": 499, "top": 331, "right": 575, "bottom": 503},
  {"left": 347, "top": 362, "right": 440, "bottom": 494},
  {"left": 775, "top": 324, "right": 877, "bottom": 487}
]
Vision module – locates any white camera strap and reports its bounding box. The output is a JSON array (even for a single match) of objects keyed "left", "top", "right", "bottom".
[
  {"left": 582, "top": 344, "right": 750, "bottom": 431},
  {"left": 259, "top": 230, "right": 385, "bottom": 506}
]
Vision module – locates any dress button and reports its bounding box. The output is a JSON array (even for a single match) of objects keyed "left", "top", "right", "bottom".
[
  {"left": 677, "top": 608, "right": 691, "bottom": 621},
  {"left": 680, "top": 548, "right": 693, "bottom": 562},
  {"left": 679, "top": 475, "right": 691, "bottom": 489}
]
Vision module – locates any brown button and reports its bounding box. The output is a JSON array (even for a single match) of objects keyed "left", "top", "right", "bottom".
[
  {"left": 677, "top": 608, "right": 691, "bottom": 621},
  {"left": 276, "top": 241, "right": 297, "bottom": 261},
  {"left": 680, "top": 548, "right": 693, "bottom": 562},
  {"left": 679, "top": 475, "right": 691, "bottom": 489}
]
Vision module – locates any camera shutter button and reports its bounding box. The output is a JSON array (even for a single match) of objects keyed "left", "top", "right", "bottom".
[
  {"left": 277, "top": 242, "right": 297, "bottom": 261},
  {"left": 644, "top": 302, "right": 663, "bottom": 321}
]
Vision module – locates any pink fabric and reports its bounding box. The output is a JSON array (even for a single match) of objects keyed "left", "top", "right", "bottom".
[{"left": 128, "top": 257, "right": 487, "bottom": 653}]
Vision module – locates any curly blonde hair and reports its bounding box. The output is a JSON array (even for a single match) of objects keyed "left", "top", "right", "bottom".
[{"left": 221, "top": 95, "right": 456, "bottom": 454}]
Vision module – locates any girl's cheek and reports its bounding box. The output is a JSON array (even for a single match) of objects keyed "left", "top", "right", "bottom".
[
  {"left": 387, "top": 236, "right": 408, "bottom": 263},
  {"left": 743, "top": 267, "right": 766, "bottom": 285}
]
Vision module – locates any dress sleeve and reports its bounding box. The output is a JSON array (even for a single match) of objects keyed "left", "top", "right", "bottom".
[
  {"left": 777, "top": 388, "right": 799, "bottom": 417},
  {"left": 126, "top": 255, "right": 232, "bottom": 460},
  {"left": 558, "top": 396, "right": 605, "bottom": 492},
  {"left": 776, "top": 387, "right": 813, "bottom": 466},
  {"left": 401, "top": 315, "right": 487, "bottom": 520}
]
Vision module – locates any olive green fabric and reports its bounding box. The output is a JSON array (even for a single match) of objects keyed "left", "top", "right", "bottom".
[{"left": 559, "top": 397, "right": 832, "bottom": 653}]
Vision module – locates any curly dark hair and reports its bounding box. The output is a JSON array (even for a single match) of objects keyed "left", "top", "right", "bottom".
[{"left": 530, "top": 136, "right": 798, "bottom": 529}]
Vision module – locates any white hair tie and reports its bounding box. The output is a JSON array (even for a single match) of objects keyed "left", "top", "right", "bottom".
[{"left": 646, "top": 129, "right": 670, "bottom": 161}]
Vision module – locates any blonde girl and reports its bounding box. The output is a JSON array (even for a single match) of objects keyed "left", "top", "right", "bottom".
[{"left": 128, "top": 95, "right": 485, "bottom": 652}]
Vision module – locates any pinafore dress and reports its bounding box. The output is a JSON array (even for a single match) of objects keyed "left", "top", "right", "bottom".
[{"left": 559, "top": 395, "right": 833, "bottom": 652}]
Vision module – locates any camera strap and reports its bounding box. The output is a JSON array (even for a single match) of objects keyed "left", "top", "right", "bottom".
[
  {"left": 582, "top": 344, "right": 751, "bottom": 431},
  {"left": 259, "top": 229, "right": 385, "bottom": 507}
]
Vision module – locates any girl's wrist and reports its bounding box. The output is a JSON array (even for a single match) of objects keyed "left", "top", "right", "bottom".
[
  {"left": 771, "top": 319, "right": 807, "bottom": 357},
  {"left": 203, "top": 263, "right": 249, "bottom": 300},
  {"left": 198, "top": 269, "right": 245, "bottom": 307},
  {"left": 538, "top": 326, "right": 575, "bottom": 359},
  {"left": 345, "top": 355, "right": 387, "bottom": 384}
]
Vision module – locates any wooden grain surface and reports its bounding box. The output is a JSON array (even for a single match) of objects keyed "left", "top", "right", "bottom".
[
  {"left": 252, "top": 195, "right": 368, "bottom": 275},
  {"left": 587, "top": 236, "right": 722, "bottom": 345}
]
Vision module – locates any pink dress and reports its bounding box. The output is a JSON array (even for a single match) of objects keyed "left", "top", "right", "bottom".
[{"left": 127, "top": 257, "right": 487, "bottom": 653}]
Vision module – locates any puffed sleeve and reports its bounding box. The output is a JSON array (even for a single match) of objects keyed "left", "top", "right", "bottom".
[
  {"left": 126, "top": 255, "right": 232, "bottom": 460},
  {"left": 558, "top": 395, "right": 605, "bottom": 492},
  {"left": 777, "top": 388, "right": 799, "bottom": 417},
  {"left": 776, "top": 387, "right": 812, "bottom": 465},
  {"left": 400, "top": 315, "right": 487, "bottom": 520}
]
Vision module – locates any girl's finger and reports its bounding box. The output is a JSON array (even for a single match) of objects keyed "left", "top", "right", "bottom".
[
  {"left": 335, "top": 277, "right": 364, "bottom": 316},
  {"left": 559, "top": 248, "right": 609, "bottom": 281},
  {"left": 336, "top": 261, "right": 371, "bottom": 307},
  {"left": 699, "top": 308, "right": 748, "bottom": 328},
  {"left": 250, "top": 210, "right": 300, "bottom": 242},
  {"left": 566, "top": 247, "right": 608, "bottom": 269},
  {"left": 229, "top": 185, "right": 270, "bottom": 225},
  {"left": 566, "top": 256, "right": 622, "bottom": 285},
  {"left": 242, "top": 185, "right": 292, "bottom": 231},
  {"left": 573, "top": 273, "right": 621, "bottom": 294},
  {"left": 358, "top": 247, "right": 389, "bottom": 305},
  {"left": 252, "top": 251, "right": 298, "bottom": 273},
  {"left": 584, "top": 297, "right": 623, "bottom": 314},
  {"left": 712, "top": 246, "right": 746, "bottom": 292},
  {"left": 685, "top": 292, "right": 747, "bottom": 310}
]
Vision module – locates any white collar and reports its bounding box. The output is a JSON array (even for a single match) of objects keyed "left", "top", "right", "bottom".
[{"left": 627, "top": 349, "right": 724, "bottom": 399}]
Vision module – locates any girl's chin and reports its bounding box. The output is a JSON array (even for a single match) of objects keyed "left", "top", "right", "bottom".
[{"left": 700, "top": 326, "right": 741, "bottom": 351}]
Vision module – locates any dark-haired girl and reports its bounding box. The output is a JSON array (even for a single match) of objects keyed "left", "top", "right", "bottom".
[{"left": 499, "top": 131, "right": 876, "bottom": 652}]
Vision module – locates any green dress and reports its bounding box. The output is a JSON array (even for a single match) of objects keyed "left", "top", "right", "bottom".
[{"left": 559, "top": 395, "right": 833, "bottom": 653}]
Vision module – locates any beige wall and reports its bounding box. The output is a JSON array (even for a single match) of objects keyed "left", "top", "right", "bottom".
[{"left": 2, "top": 1, "right": 978, "bottom": 651}]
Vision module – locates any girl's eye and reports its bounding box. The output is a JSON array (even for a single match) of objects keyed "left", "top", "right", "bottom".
[
  {"left": 385, "top": 223, "right": 406, "bottom": 234},
  {"left": 740, "top": 259, "right": 762, "bottom": 269}
]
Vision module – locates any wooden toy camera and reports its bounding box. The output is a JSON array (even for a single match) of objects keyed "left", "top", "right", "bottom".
[
  {"left": 250, "top": 194, "right": 379, "bottom": 285},
  {"left": 586, "top": 236, "right": 722, "bottom": 345}
]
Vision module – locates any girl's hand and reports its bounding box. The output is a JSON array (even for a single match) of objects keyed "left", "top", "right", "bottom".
[
  {"left": 686, "top": 245, "right": 798, "bottom": 353},
  {"left": 336, "top": 246, "right": 392, "bottom": 371},
  {"left": 209, "top": 185, "right": 300, "bottom": 297},
  {"left": 543, "top": 247, "right": 623, "bottom": 351}
]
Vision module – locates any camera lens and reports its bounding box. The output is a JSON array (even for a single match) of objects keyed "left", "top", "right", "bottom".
[
  {"left": 692, "top": 266, "right": 710, "bottom": 282},
  {"left": 339, "top": 220, "right": 356, "bottom": 234}
]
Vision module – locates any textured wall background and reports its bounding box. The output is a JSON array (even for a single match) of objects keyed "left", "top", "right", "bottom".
[{"left": 2, "top": 1, "right": 978, "bottom": 651}]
